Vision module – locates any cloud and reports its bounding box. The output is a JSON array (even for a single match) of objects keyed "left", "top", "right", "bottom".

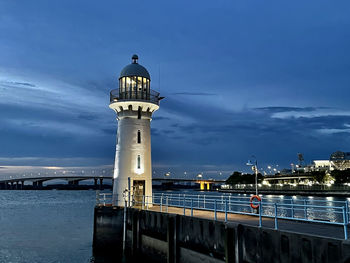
[
  {"left": 3, "top": 81, "right": 36, "bottom": 88},
  {"left": 152, "top": 116, "right": 170, "bottom": 121},
  {"left": 255, "top": 106, "right": 320, "bottom": 113},
  {"left": 317, "top": 128, "right": 350, "bottom": 135},
  {"left": 271, "top": 108, "right": 350, "bottom": 119},
  {"left": 1, "top": 0, "right": 350, "bottom": 173},
  {"left": 172, "top": 92, "right": 217, "bottom": 96},
  {"left": 254, "top": 106, "right": 350, "bottom": 119},
  {"left": 0, "top": 157, "right": 114, "bottom": 167}
]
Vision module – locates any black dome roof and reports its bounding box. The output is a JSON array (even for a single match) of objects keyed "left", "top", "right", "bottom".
[{"left": 119, "top": 54, "right": 150, "bottom": 79}]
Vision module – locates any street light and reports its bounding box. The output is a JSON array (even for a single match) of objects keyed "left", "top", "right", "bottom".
[{"left": 246, "top": 156, "right": 258, "bottom": 196}]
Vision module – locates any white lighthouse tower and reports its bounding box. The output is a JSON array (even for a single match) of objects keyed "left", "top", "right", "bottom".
[{"left": 109, "top": 55, "right": 161, "bottom": 206}]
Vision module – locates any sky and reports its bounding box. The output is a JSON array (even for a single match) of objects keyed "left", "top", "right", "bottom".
[{"left": 0, "top": 0, "right": 350, "bottom": 179}]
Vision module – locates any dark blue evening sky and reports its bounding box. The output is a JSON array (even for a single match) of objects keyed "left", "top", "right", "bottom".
[{"left": 1, "top": 0, "right": 350, "bottom": 178}]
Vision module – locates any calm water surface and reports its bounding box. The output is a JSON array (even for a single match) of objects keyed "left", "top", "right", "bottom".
[
  {"left": 0, "top": 189, "right": 348, "bottom": 262},
  {"left": 0, "top": 190, "right": 96, "bottom": 263}
]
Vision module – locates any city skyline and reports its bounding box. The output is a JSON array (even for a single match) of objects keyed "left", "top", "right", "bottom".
[{"left": 1, "top": 1, "right": 350, "bottom": 177}]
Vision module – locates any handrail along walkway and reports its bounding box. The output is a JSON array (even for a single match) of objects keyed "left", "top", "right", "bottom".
[{"left": 96, "top": 191, "right": 349, "bottom": 240}]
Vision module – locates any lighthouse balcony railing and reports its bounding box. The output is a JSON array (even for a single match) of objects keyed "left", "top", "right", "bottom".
[{"left": 110, "top": 89, "right": 160, "bottom": 105}]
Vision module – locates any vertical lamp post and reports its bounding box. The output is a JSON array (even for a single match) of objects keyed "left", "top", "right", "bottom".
[{"left": 247, "top": 156, "right": 258, "bottom": 196}]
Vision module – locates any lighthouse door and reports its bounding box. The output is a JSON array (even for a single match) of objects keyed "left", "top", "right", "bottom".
[{"left": 133, "top": 180, "right": 145, "bottom": 207}]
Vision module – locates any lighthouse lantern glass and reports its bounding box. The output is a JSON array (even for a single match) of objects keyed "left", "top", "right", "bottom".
[{"left": 119, "top": 76, "right": 150, "bottom": 100}]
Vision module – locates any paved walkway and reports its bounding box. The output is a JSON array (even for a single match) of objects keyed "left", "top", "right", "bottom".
[{"left": 146, "top": 205, "right": 349, "bottom": 240}]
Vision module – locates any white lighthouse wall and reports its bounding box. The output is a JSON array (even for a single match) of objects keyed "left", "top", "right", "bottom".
[{"left": 112, "top": 114, "right": 153, "bottom": 206}]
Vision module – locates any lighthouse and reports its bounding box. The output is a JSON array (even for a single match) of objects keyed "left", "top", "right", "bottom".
[{"left": 109, "top": 55, "right": 161, "bottom": 206}]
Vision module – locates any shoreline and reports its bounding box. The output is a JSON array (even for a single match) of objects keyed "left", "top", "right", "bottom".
[{"left": 218, "top": 188, "right": 350, "bottom": 197}]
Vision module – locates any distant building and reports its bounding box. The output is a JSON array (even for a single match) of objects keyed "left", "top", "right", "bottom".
[
  {"left": 311, "top": 160, "right": 332, "bottom": 171},
  {"left": 330, "top": 151, "right": 350, "bottom": 170}
]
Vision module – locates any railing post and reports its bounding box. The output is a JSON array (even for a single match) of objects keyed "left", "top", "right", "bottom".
[
  {"left": 274, "top": 203, "right": 278, "bottom": 230},
  {"left": 191, "top": 199, "right": 193, "bottom": 217},
  {"left": 123, "top": 200, "right": 127, "bottom": 253},
  {"left": 229, "top": 195, "right": 231, "bottom": 211},
  {"left": 160, "top": 195, "right": 163, "bottom": 212},
  {"left": 183, "top": 196, "right": 186, "bottom": 216},
  {"left": 304, "top": 199, "right": 307, "bottom": 219},
  {"left": 214, "top": 199, "right": 217, "bottom": 221},
  {"left": 142, "top": 195, "right": 145, "bottom": 210},
  {"left": 343, "top": 207, "right": 348, "bottom": 240},
  {"left": 160, "top": 193, "right": 163, "bottom": 212},
  {"left": 291, "top": 198, "right": 294, "bottom": 218},
  {"left": 146, "top": 196, "right": 149, "bottom": 210},
  {"left": 166, "top": 196, "right": 169, "bottom": 213},
  {"left": 345, "top": 200, "right": 349, "bottom": 224},
  {"left": 225, "top": 199, "right": 228, "bottom": 222},
  {"left": 259, "top": 201, "right": 262, "bottom": 227},
  {"left": 128, "top": 177, "right": 131, "bottom": 207},
  {"left": 204, "top": 195, "right": 206, "bottom": 209}
]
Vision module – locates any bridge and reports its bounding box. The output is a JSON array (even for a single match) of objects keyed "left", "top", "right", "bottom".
[
  {"left": 0, "top": 176, "right": 113, "bottom": 190},
  {"left": 0, "top": 175, "right": 226, "bottom": 190}
]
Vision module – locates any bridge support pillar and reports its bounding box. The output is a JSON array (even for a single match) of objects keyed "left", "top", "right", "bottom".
[
  {"left": 99, "top": 178, "right": 103, "bottom": 190},
  {"left": 68, "top": 180, "right": 79, "bottom": 186},
  {"left": 21, "top": 181, "right": 24, "bottom": 190},
  {"left": 10, "top": 182, "right": 14, "bottom": 190},
  {"left": 200, "top": 182, "right": 205, "bottom": 190}
]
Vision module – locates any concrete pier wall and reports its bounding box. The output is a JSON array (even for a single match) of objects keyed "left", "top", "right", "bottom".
[{"left": 93, "top": 206, "right": 350, "bottom": 263}]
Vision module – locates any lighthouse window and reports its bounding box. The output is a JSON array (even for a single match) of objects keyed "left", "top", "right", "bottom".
[
  {"left": 137, "top": 77, "right": 142, "bottom": 90},
  {"left": 137, "top": 155, "right": 141, "bottom": 169},
  {"left": 120, "top": 77, "right": 125, "bottom": 93},
  {"left": 142, "top": 78, "right": 147, "bottom": 91},
  {"left": 126, "top": 77, "right": 131, "bottom": 96},
  {"left": 137, "top": 130, "right": 141, "bottom": 143},
  {"left": 132, "top": 76, "right": 137, "bottom": 92}
]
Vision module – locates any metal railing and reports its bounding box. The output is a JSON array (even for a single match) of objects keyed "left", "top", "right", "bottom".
[
  {"left": 96, "top": 192, "right": 349, "bottom": 239},
  {"left": 96, "top": 191, "right": 114, "bottom": 206},
  {"left": 110, "top": 89, "right": 160, "bottom": 105}
]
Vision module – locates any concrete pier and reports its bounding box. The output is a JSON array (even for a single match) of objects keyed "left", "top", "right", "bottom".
[{"left": 93, "top": 206, "right": 350, "bottom": 263}]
